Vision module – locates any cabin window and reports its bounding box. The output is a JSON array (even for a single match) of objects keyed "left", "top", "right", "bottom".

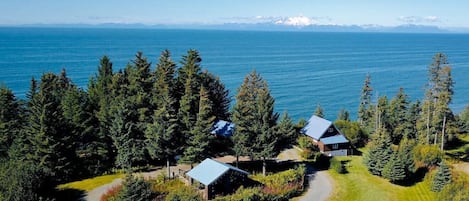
[
  {"left": 328, "top": 127, "right": 334, "bottom": 133},
  {"left": 332, "top": 144, "right": 338, "bottom": 149}
]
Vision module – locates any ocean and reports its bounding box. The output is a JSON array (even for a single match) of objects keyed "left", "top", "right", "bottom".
[{"left": 0, "top": 27, "right": 468, "bottom": 121}]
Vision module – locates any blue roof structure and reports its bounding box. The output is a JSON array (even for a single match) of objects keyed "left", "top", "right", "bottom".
[
  {"left": 186, "top": 158, "right": 248, "bottom": 186},
  {"left": 320, "top": 135, "right": 349, "bottom": 145},
  {"left": 211, "top": 120, "right": 235, "bottom": 137},
  {"left": 301, "top": 115, "right": 333, "bottom": 139}
]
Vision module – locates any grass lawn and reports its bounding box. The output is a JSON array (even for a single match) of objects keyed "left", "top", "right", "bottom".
[
  {"left": 327, "top": 156, "right": 436, "bottom": 201},
  {"left": 57, "top": 173, "right": 124, "bottom": 192}
]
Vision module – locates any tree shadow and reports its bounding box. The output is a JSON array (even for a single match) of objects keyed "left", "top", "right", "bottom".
[
  {"left": 54, "top": 188, "right": 86, "bottom": 201},
  {"left": 395, "top": 167, "right": 428, "bottom": 187}
]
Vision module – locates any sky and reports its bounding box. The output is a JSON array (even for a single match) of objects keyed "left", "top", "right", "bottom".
[{"left": 1, "top": 0, "right": 469, "bottom": 28}]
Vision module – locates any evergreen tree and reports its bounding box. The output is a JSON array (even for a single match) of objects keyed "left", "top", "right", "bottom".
[
  {"left": 145, "top": 94, "right": 178, "bottom": 177},
  {"left": 109, "top": 99, "right": 141, "bottom": 172},
  {"left": 382, "top": 152, "right": 406, "bottom": 183},
  {"left": 373, "top": 96, "right": 390, "bottom": 134},
  {"left": 152, "top": 49, "right": 176, "bottom": 108},
  {"left": 398, "top": 137, "right": 416, "bottom": 174},
  {"left": 232, "top": 70, "right": 279, "bottom": 172},
  {"left": 358, "top": 74, "right": 373, "bottom": 127},
  {"left": 314, "top": 103, "right": 325, "bottom": 118},
  {"left": 432, "top": 161, "right": 452, "bottom": 192},
  {"left": 459, "top": 105, "right": 469, "bottom": 133},
  {"left": 200, "top": 71, "right": 231, "bottom": 120},
  {"left": 25, "top": 72, "right": 77, "bottom": 181},
  {"left": 417, "top": 53, "right": 455, "bottom": 146},
  {"left": 182, "top": 86, "right": 215, "bottom": 166},
  {"left": 275, "top": 112, "right": 297, "bottom": 151},
  {"left": 363, "top": 128, "right": 393, "bottom": 175},
  {"left": 88, "top": 56, "right": 115, "bottom": 171},
  {"left": 253, "top": 83, "right": 279, "bottom": 175},
  {"left": 404, "top": 101, "right": 421, "bottom": 139},
  {"left": 117, "top": 175, "right": 153, "bottom": 201},
  {"left": 0, "top": 85, "right": 22, "bottom": 159},
  {"left": 337, "top": 108, "right": 350, "bottom": 121},
  {"left": 389, "top": 88, "right": 409, "bottom": 144},
  {"left": 335, "top": 120, "right": 367, "bottom": 148}
]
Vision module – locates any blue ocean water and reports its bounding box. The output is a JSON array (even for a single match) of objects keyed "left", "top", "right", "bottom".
[{"left": 0, "top": 27, "right": 468, "bottom": 121}]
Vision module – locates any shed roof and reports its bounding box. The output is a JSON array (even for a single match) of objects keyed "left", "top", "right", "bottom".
[
  {"left": 211, "top": 120, "right": 235, "bottom": 137},
  {"left": 320, "top": 135, "right": 349, "bottom": 145},
  {"left": 301, "top": 115, "right": 333, "bottom": 139},
  {"left": 186, "top": 158, "right": 248, "bottom": 186}
]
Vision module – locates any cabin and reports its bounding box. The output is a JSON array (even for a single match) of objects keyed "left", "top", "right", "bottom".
[
  {"left": 301, "top": 115, "right": 351, "bottom": 156},
  {"left": 186, "top": 158, "right": 250, "bottom": 200}
]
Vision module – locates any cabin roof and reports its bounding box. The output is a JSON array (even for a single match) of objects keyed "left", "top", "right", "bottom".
[
  {"left": 301, "top": 115, "right": 333, "bottom": 139},
  {"left": 186, "top": 158, "right": 248, "bottom": 186},
  {"left": 320, "top": 135, "right": 349, "bottom": 145}
]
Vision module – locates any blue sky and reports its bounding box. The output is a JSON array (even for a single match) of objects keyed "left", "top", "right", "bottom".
[{"left": 1, "top": 0, "right": 468, "bottom": 27}]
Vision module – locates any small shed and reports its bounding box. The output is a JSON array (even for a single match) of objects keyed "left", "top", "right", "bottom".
[
  {"left": 186, "top": 158, "right": 249, "bottom": 200},
  {"left": 301, "top": 115, "right": 351, "bottom": 156}
]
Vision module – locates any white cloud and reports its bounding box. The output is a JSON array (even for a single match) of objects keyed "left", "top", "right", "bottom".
[
  {"left": 275, "top": 16, "right": 317, "bottom": 26},
  {"left": 398, "top": 15, "right": 440, "bottom": 24}
]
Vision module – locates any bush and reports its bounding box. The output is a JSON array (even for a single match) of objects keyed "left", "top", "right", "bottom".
[
  {"left": 165, "top": 186, "right": 202, "bottom": 201},
  {"left": 117, "top": 175, "right": 154, "bottom": 201},
  {"left": 100, "top": 185, "right": 122, "bottom": 201},
  {"left": 334, "top": 120, "right": 368, "bottom": 147},
  {"left": 413, "top": 145, "right": 443, "bottom": 168},
  {"left": 251, "top": 164, "right": 305, "bottom": 199},
  {"left": 330, "top": 158, "right": 346, "bottom": 174},
  {"left": 297, "top": 136, "right": 314, "bottom": 149},
  {"left": 213, "top": 187, "right": 265, "bottom": 201}
]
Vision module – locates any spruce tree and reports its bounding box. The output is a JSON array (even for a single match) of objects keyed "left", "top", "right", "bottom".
[
  {"left": 389, "top": 88, "right": 409, "bottom": 144},
  {"left": 382, "top": 152, "right": 406, "bottom": 183},
  {"left": 145, "top": 94, "right": 178, "bottom": 177},
  {"left": 275, "top": 112, "right": 297, "bottom": 151},
  {"left": 314, "top": 103, "right": 325, "bottom": 118},
  {"left": 200, "top": 71, "right": 231, "bottom": 120},
  {"left": 363, "top": 128, "right": 393, "bottom": 175},
  {"left": 0, "top": 85, "right": 22, "bottom": 159},
  {"left": 432, "top": 161, "right": 452, "bottom": 192},
  {"left": 253, "top": 83, "right": 279, "bottom": 175},
  {"left": 182, "top": 86, "right": 215, "bottom": 166},
  {"left": 397, "top": 137, "right": 416, "bottom": 176},
  {"left": 358, "top": 74, "right": 373, "bottom": 126}
]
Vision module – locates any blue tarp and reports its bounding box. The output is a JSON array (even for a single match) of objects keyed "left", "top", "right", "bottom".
[{"left": 211, "top": 120, "right": 235, "bottom": 137}]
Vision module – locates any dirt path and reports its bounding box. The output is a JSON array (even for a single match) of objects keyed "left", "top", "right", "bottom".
[
  {"left": 277, "top": 148, "right": 333, "bottom": 201},
  {"left": 298, "top": 168, "right": 333, "bottom": 201}
]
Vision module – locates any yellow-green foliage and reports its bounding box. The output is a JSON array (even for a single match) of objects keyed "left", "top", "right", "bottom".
[
  {"left": 57, "top": 173, "right": 124, "bottom": 192},
  {"left": 414, "top": 145, "right": 443, "bottom": 168},
  {"left": 437, "top": 172, "right": 469, "bottom": 201},
  {"left": 165, "top": 186, "right": 202, "bottom": 201},
  {"left": 251, "top": 165, "right": 305, "bottom": 198},
  {"left": 151, "top": 176, "right": 185, "bottom": 194},
  {"left": 212, "top": 187, "right": 264, "bottom": 201},
  {"left": 329, "top": 156, "right": 436, "bottom": 201}
]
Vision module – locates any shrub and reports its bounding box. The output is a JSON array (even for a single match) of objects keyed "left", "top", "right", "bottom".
[
  {"left": 330, "top": 157, "right": 346, "bottom": 174},
  {"left": 165, "top": 186, "right": 202, "bottom": 201},
  {"left": 117, "top": 175, "right": 154, "bottom": 201},
  {"left": 100, "top": 185, "right": 122, "bottom": 201},
  {"left": 413, "top": 145, "right": 443, "bottom": 168},
  {"left": 251, "top": 164, "right": 305, "bottom": 199},
  {"left": 213, "top": 187, "right": 265, "bottom": 201},
  {"left": 297, "top": 136, "right": 314, "bottom": 149}
]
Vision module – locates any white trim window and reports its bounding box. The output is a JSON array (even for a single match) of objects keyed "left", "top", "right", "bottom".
[{"left": 332, "top": 144, "right": 339, "bottom": 149}]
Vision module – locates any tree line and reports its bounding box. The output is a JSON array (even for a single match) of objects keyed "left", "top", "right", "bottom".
[{"left": 0, "top": 49, "right": 297, "bottom": 200}]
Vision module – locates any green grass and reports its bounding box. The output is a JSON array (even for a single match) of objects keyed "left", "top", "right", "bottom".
[
  {"left": 57, "top": 173, "right": 124, "bottom": 192},
  {"left": 327, "top": 156, "right": 436, "bottom": 201},
  {"left": 446, "top": 134, "right": 469, "bottom": 162}
]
